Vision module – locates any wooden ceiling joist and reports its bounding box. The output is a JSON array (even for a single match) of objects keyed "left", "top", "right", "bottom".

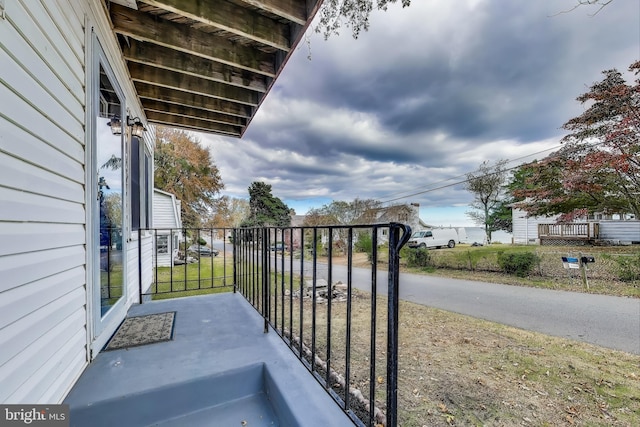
[
  {"left": 128, "top": 63, "right": 261, "bottom": 105},
  {"left": 141, "top": 0, "right": 292, "bottom": 51},
  {"left": 237, "top": 0, "right": 308, "bottom": 26},
  {"left": 134, "top": 82, "right": 254, "bottom": 118},
  {"left": 142, "top": 99, "right": 247, "bottom": 127},
  {"left": 146, "top": 111, "right": 243, "bottom": 136},
  {"left": 111, "top": 3, "right": 277, "bottom": 77},
  {"left": 122, "top": 40, "right": 270, "bottom": 93},
  {"left": 107, "top": 0, "right": 323, "bottom": 136}
]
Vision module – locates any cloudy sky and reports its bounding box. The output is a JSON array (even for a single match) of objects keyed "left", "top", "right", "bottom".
[{"left": 199, "top": 0, "right": 639, "bottom": 227}]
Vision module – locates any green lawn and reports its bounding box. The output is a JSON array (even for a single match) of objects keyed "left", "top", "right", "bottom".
[{"left": 151, "top": 257, "right": 234, "bottom": 300}]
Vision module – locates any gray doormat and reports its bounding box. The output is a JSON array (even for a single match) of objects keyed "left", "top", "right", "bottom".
[{"left": 105, "top": 311, "right": 176, "bottom": 351}]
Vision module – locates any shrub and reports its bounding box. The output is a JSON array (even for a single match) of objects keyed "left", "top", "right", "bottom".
[
  {"left": 404, "top": 248, "right": 431, "bottom": 268},
  {"left": 197, "top": 237, "right": 207, "bottom": 246},
  {"left": 355, "top": 232, "right": 373, "bottom": 260},
  {"left": 497, "top": 251, "right": 540, "bottom": 277}
]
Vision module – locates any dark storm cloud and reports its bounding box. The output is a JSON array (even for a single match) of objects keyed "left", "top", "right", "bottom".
[
  {"left": 203, "top": 0, "right": 639, "bottom": 219},
  {"left": 273, "top": 0, "right": 635, "bottom": 143}
]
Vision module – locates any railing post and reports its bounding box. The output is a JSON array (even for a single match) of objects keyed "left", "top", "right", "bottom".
[
  {"left": 138, "top": 228, "right": 143, "bottom": 304},
  {"left": 232, "top": 228, "right": 237, "bottom": 293},
  {"left": 386, "top": 223, "right": 411, "bottom": 427},
  {"left": 262, "top": 227, "right": 269, "bottom": 333}
]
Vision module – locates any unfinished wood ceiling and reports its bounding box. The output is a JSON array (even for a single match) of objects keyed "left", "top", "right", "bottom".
[{"left": 106, "top": 0, "right": 323, "bottom": 137}]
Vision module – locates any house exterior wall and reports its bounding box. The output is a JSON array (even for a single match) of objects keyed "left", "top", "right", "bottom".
[
  {"left": 511, "top": 209, "right": 560, "bottom": 245},
  {"left": 374, "top": 203, "right": 421, "bottom": 244},
  {"left": 153, "top": 190, "right": 181, "bottom": 229},
  {"left": 512, "top": 209, "right": 640, "bottom": 244},
  {"left": 0, "top": 0, "right": 152, "bottom": 404},
  {"left": 152, "top": 189, "right": 182, "bottom": 267},
  {"left": 599, "top": 220, "right": 640, "bottom": 243}
]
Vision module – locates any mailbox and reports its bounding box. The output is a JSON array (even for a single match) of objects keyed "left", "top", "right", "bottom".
[
  {"left": 562, "top": 256, "right": 579, "bottom": 269},
  {"left": 581, "top": 256, "right": 595, "bottom": 264}
]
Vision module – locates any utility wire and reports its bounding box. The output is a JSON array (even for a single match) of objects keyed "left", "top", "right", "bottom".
[
  {"left": 378, "top": 144, "right": 563, "bottom": 202},
  {"left": 379, "top": 139, "right": 606, "bottom": 204}
]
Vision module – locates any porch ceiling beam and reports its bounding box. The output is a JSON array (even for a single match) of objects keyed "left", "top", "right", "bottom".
[
  {"left": 122, "top": 40, "right": 269, "bottom": 93},
  {"left": 134, "top": 81, "right": 254, "bottom": 118},
  {"left": 110, "top": 3, "right": 276, "bottom": 77},
  {"left": 142, "top": 99, "right": 247, "bottom": 127},
  {"left": 128, "top": 62, "right": 261, "bottom": 106},
  {"left": 146, "top": 111, "right": 243, "bottom": 136},
  {"left": 141, "top": 0, "right": 292, "bottom": 52},
  {"left": 237, "top": 0, "right": 308, "bottom": 26}
]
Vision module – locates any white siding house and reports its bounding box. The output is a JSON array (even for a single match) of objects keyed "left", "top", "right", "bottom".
[
  {"left": 369, "top": 203, "right": 428, "bottom": 244},
  {"left": 511, "top": 208, "right": 560, "bottom": 245},
  {"left": 598, "top": 221, "right": 640, "bottom": 244},
  {"left": 0, "top": 0, "right": 154, "bottom": 404},
  {"left": 512, "top": 208, "right": 640, "bottom": 245},
  {"left": 152, "top": 189, "right": 182, "bottom": 267},
  {"left": 0, "top": 0, "right": 321, "bottom": 406}
]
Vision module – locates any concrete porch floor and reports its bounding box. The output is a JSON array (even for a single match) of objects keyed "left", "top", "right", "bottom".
[{"left": 64, "top": 292, "right": 354, "bottom": 427}]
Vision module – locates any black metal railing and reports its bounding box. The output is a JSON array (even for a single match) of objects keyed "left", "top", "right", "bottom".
[
  {"left": 234, "top": 223, "right": 411, "bottom": 427},
  {"left": 136, "top": 224, "right": 411, "bottom": 426},
  {"left": 137, "top": 227, "right": 235, "bottom": 301}
]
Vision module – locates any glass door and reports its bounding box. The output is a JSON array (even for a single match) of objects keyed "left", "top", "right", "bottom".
[
  {"left": 90, "top": 36, "right": 128, "bottom": 351},
  {"left": 97, "top": 64, "right": 124, "bottom": 316}
]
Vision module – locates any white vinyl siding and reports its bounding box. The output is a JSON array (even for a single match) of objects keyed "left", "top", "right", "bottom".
[
  {"left": 1, "top": 0, "right": 153, "bottom": 404},
  {"left": 125, "top": 235, "right": 154, "bottom": 306},
  {"left": 153, "top": 190, "right": 181, "bottom": 229},
  {"left": 511, "top": 209, "right": 559, "bottom": 245},
  {"left": 152, "top": 189, "right": 182, "bottom": 267},
  {"left": 599, "top": 221, "right": 640, "bottom": 243},
  {"left": 0, "top": 0, "right": 84, "bottom": 405}
]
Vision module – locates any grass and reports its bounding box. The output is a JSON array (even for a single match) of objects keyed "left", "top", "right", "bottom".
[
  {"left": 152, "top": 247, "right": 640, "bottom": 425},
  {"left": 260, "top": 247, "right": 640, "bottom": 426},
  {"left": 151, "top": 257, "right": 234, "bottom": 300},
  {"left": 101, "top": 263, "right": 124, "bottom": 309},
  {"left": 268, "top": 286, "right": 640, "bottom": 426},
  {"left": 394, "top": 244, "right": 640, "bottom": 298}
]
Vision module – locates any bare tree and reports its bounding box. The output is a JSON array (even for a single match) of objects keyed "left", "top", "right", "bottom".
[
  {"left": 554, "top": 0, "right": 614, "bottom": 16},
  {"left": 465, "top": 159, "right": 509, "bottom": 244}
]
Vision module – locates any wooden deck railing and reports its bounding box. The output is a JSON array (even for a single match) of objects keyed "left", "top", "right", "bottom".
[{"left": 538, "top": 223, "right": 599, "bottom": 240}]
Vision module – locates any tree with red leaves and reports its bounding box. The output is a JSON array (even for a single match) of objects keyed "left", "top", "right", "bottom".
[{"left": 515, "top": 61, "right": 640, "bottom": 221}]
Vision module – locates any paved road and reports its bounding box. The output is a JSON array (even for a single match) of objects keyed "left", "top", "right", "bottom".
[
  {"left": 293, "top": 261, "right": 640, "bottom": 355},
  {"left": 393, "top": 273, "right": 640, "bottom": 355}
]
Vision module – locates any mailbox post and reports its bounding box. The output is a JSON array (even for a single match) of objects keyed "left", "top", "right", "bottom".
[{"left": 561, "top": 253, "right": 595, "bottom": 290}]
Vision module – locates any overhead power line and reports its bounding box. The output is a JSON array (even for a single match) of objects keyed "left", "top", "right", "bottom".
[{"left": 379, "top": 139, "right": 606, "bottom": 205}]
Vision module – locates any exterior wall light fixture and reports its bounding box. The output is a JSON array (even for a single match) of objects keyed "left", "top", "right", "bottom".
[
  {"left": 108, "top": 115, "right": 122, "bottom": 135},
  {"left": 108, "top": 115, "right": 147, "bottom": 137},
  {"left": 127, "top": 116, "right": 147, "bottom": 138}
]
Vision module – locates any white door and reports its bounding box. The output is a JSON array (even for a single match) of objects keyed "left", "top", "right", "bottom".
[{"left": 89, "top": 36, "right": 128, "bottom": 354}]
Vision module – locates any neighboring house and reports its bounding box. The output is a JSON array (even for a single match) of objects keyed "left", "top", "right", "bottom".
[
  {"left": 0, "top": 0, "right": 320, "bottom": 404},
  {"left": 152, "top": 189, "right": 182, "bottom": 268},
  {"left": 286, "top": 214, "right": 307, "bottom": 250},
  {"left": 512, "top": 208, "right": 640, "bottom": 245},
  {"left": 512, "top": 208, "right": 561, "bottom": 245},
  {"left": 365, "top": 203, "right": 429, "bottom": 244},
  {"left": 287, "top": 204, "right": 428, "bottom": 249}
]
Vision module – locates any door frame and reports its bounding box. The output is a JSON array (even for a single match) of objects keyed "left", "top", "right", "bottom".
[{"left": 86, "top": 30, "right": 129, "bottom": 356}]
